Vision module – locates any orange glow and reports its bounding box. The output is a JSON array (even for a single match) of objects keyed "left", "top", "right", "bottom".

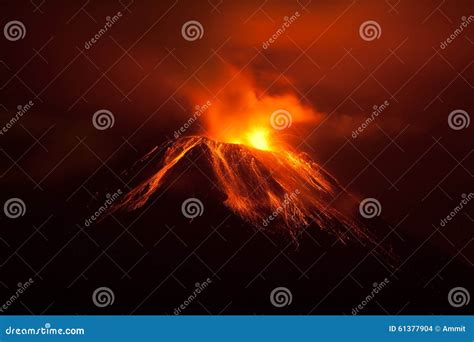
[
  {"left": 112, "top": 136, "right": 373, "bottom": 245},
  {"left": 246, "top": 128, "right": 271, "bottom": 150},
  {"left": 183, "top": 67, "right": 322, "bottom": 152},
  {"left": 112, "top": 68, "right": 374, "bottom": 245},
  {"left": 230, "top": 128, "right": 273, "bottom": 151}
]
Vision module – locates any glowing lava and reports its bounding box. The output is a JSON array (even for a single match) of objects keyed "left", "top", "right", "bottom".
[
  {"left": 112, "top": 135, "right": 372, "bottom": 244},
  {"left": 229, "top": 128, "right": 273, "bottom": 151},
  {"left": 246, "top": 128, "right": 271, "bottom": 151},
  {"left": 110, "top": 67, "right": 375, "bottom": 244}
]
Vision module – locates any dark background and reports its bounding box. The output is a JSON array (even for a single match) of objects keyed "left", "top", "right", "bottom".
[{"left": 0, "top": 0, "right": 472, "bottom": 314}]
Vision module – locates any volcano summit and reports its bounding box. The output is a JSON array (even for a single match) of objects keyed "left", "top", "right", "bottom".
[{"left": 112, "top": 136, "right": 373, "bottom": 245}]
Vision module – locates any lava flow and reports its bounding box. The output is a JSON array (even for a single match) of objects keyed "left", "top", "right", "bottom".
[
  {"left": 112, "top": 132, "right": 372, "bottom": 244},
  {"left": 111, "top": 68, "right": 375, "bottom": 244}
]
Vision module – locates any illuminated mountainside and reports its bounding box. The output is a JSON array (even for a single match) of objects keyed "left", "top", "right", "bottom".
[{"left": 112, "top": 136, "right": 373, "bottom": 244}]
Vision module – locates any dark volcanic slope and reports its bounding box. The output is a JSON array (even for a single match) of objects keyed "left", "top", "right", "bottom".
[{"left": 2, "top": 138, "right": 471, "bottom": 315}]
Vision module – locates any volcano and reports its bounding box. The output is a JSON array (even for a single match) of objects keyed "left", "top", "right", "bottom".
[{"left": 111, "top": 136, "right": 374, "bottom": 245}]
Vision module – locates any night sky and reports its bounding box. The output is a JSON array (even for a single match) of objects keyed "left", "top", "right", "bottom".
[{"left": 0, "top": 0, "right": 472, "bottom": 314}]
